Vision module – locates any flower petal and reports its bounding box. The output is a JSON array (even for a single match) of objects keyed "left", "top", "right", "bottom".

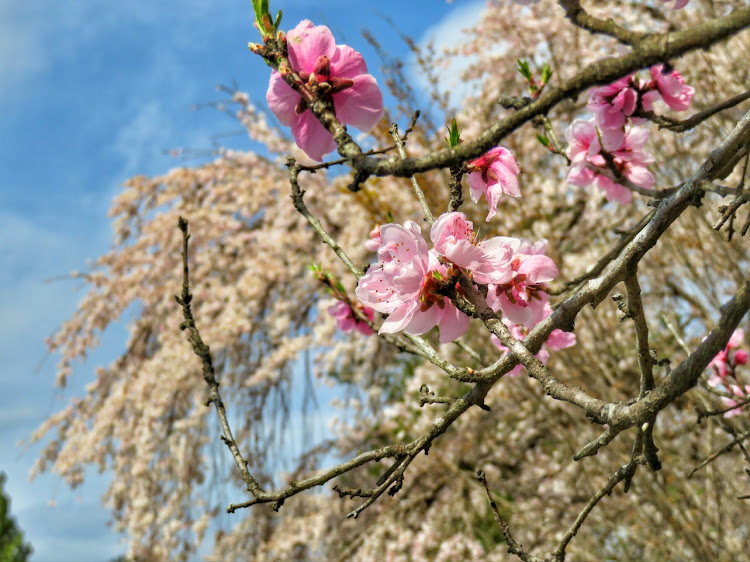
[
  {"left": 379, "top": 300, "right": 419, "bottom": 334},
  {"left": 333, "top": 74, "right": 384, "bottom": 132},
  {"left": 436, "top": 302, "right": 470, "bottom": 343},
  {"left": 291, "top": 112, "right": 337, "bottom": 161},
  {"left": 330, "top": 44, "right": 368, "bottom": 78},
  {"left": 266, "top": 72, "right": 301, "bottom": 127},
  {"left": 287, "top": 20, "right": 336, "bottom": 73}
]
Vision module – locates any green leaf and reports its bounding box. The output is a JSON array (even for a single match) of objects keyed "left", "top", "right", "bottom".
[
  {"left": 432, "top": 271, "right": 444, "bottom": 280},
  {"left": 445, "top": 118, "right": 461, "bottom": 147},
  {"left": 386, "top": 210, "right": 394, "bottom": 223},
  {"left": 275, "top": 9, "right": 283, "bottom": 30},
  {"left": 536, "top": 133, "right": 550, "bottom": 148},
  {"left": 251, "top": 0, "right": 264, "bottom": 22},
  {"left": 541, "top": 62, "right": 553, "bottom": 84},
  {"left": 516, "top": 59, "right": 532, "bottom": 80}
]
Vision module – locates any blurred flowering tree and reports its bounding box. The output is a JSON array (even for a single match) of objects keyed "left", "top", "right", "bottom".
[{"left": 32, "top": 0, "right": 750, "bottom": 560}]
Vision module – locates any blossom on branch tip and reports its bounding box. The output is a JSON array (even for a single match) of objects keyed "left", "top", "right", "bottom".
[
  {"left": 356, "top": 213, "right": 559, "bottom": 342},
  {"left": 327, "top": 300, "right": 375, "bottom": 336},
  {"left": 707, "top": 329, "right": 748, "bottom": 417},
  {"left": 466, "top": 147, "right": 521, "bottom": 221},
  {"left": 266, "top": 20, "right": 384, "bottom": 161},
  {"left": 720, "top": 384, "right": 750, "bottom": 418},
  {"left": 641, "top": 64, "right": 695, "bottom": 112},
  {"left": 708, "top": 329, "right": 747, "bottom": 378}
]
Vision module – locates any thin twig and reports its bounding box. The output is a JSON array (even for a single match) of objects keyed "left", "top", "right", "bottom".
[
  {"left": 697, "top": 396, "right": 750, "bottom": 421},
  {"left": 389, "top": 123, "right": 434, "bottom": 224},
  {"left": 175, "top": 217, "right": 265, "bottom": 499},
  {"left": 476, "top": 470, "right": 543, "bottom": 562},
  {"left": 552, "top": 462, "right": 637, "bottom": 562},
  {"left": 654, "top": 89, "right": 750, "bottom": 133},
  {"left": 688, "top": 429, "right": 750, "bottom": 478}
]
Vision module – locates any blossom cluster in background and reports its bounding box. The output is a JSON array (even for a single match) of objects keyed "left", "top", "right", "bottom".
[
  {"left": 327, "top": 300, "right": 375, "bottom": 336},
  {"left": 708, "top": 329, "right": 750, "bottom": 417},
  {"left": 566, "top": 64, "right": 694, "bottom": 203}
]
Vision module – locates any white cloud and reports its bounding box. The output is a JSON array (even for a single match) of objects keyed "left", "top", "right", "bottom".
[{"left": 410, "top": 0, "right": 486, "bottom": 111}]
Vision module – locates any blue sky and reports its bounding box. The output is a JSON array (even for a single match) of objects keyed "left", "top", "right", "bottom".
[{"left": 0, "top": 0, "right": 483, "bottom": 559}]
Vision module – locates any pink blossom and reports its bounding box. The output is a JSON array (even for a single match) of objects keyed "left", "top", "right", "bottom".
[
  {"left": 659, "top": 0, "right": 689, "bottom": 10},
  {"left": 327, "top": 300, "right": 375, "bottom": 336},
  {"left": 566, "top": 120, "right": 606, "bottom": 168},
  {"left": 429, "top": 212, "right": 514, "bottom": 284},
  {"left": 355, "top": 221, "right": 469, "bottom": 343},
  {"left": 547, "top": 327, "right": 577, "bottom": 351},
  {"left": 709, "top": 329, "right": 746, "bottom": 377},
  {"left": 641, "top": 64, "right": 694, "bottom": 112},
  {"left": 266, "top": 20, "right": 384, "bottom": 161},
  {"left": 466, "top": 147, "right": 521, "bottom": 221},
  {"left": 565, "top": 120, "right": 654, "bottom": 204},
  {"left": 486, "top": 238, "right": 558, "bottom": 327},
  {"left": 364, "top": 225, "right": 382, "bottom": 252},
  {"left": 491, "top": 304, "right": 576, "bottom": 375},
  {"left": 734, "top": 349, "right": 748, "bottom": 365},
  {"left": 720, "top": 385, "right": 750, "bottom": 418},
  {"left": 588, "top": 75, "right": 638, "bottom": 147}
]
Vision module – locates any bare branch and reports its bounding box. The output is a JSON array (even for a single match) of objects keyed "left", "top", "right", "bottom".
[
  {"left": 389, "top": 123, "right": 434, "bottom": 224},
  {"left": 476, "top": 470, "right": 545, "bottom": 562},
  {"left": 557, "top": 0, "right": 647, "bottom": 46},
  {"left": 175, "top": 217, "right": 265, "bottom": 499},
  {"left": 552, "top": 462, "right": 638, "bottom": 562},
  {"left": 688, "top": 429, "right": 750, "bottom": 478}
]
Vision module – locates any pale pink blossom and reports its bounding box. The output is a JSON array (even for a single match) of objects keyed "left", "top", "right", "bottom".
[
  {"left": 327, "top": 300, "right": 375, "bottom": 336},
  {"left": 266, "top": 20, "right": 384, "bottom": 161},
  {"left": 588, "top": 75, "right": 638, "bottom": 148},
  {"left": 486, "top": 237, "right": 558, "bottom": 327},
  {"left": 466, "top": 147, "right": 521, "bottom": 221},
  {"left": 429, "top": 212, "right": 514, "bottom": 284},
  {"left": 566, "top": 119, "right": 606, "bottom": 168},
  {"left": 491, "top": 304, "right": 576, "bottom": 375},
  {"left": 641, "top": 64, "right": 694, "bottom": 112},
  {"left": 565, "top": 120, "right": 654, "bottom": 204},
  {"left": 364, "top": 225, "right": 382, "bottom": 252},
  {"left": 721, "top": 385, "right": 750, "bottom": 418},
  {"left": 355, "top": 221, "right": 469, "bottom": 343},
  {"left": 659, "top": 0, "right": 689, "bottom": 10}
]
